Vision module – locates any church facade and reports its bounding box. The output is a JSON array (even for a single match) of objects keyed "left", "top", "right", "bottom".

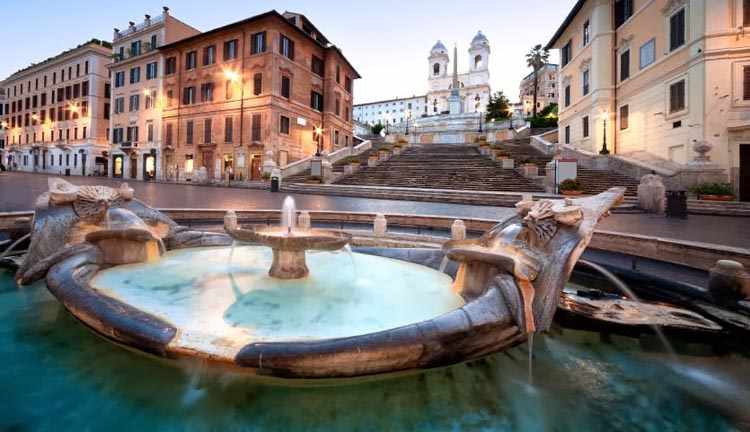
[{"left": 353, "top": 31, "right": 491, "bottom": 126}]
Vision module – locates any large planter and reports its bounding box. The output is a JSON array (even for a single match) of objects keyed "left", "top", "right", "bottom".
[
  {"left": 561, "top": 189, "right": 584, "bottom": 196},
  {"left": 698, "top": 194, "right": 735, "bottom": 202}
]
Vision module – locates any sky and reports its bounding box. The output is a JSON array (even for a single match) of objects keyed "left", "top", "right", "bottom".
[{"left": 0, "top": 0, "right": 577, "bottom": 104}]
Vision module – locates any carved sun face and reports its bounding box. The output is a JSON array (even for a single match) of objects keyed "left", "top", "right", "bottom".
[{"left": 73, "top": 186, "right": 124, "bottom": 220}]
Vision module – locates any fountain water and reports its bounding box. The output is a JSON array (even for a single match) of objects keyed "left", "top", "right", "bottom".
[{"left": 281, "top": 196, "right": 296, "bottom": 235}]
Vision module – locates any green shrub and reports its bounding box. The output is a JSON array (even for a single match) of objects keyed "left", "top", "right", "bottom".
[
  {"left": 527, "top": 116, "right": 558, "bottom": 128},
  {"left": 689, "top": 183, "right": 734, "bottom": 196},
  {"left": 559, "top": 178, "right": 582, "bottom": 191}
]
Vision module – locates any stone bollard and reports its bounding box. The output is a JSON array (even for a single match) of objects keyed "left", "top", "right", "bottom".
[
  {"left": 224, "top": 210, "right": 237, "bottom": 231},
  {"left": 451, "top": 220, "right": 466, "bottom": 241},
  {"left": 709, "top": 260, "right": 750, "bottom": 306},
  {"left": 298, "top": 211, "right": 311, "bottom": 230},
  {"left": 638, "top": 174, "right": 666, "bottom": 214},
  {"left": 373, "top": 213, "right": 387, "bottom": 237}
]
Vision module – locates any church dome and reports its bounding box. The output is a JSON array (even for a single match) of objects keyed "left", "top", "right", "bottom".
[
  {"left": 431, "top": 40, "right": 447, "bottom": 55},
  {"left": 471, "top": 31, "right": 489, "bottom": 48}
]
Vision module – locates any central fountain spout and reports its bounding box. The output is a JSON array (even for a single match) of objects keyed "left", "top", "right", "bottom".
[{"left": 224, "top": 196, "right": 352, "bottom": 279}]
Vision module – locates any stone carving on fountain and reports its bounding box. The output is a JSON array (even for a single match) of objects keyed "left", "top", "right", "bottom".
[{"left": 15, "top": 178, "right": 231, "bottom": 285}]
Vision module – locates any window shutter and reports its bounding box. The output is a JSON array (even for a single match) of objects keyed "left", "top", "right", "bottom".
[
  {"left": 744, "top": 66, "right": 750, "bottom": 100},
  {"left": 745, "top": 0, "right": 750, "bottom": 27},
  {"left": 289, "top": 40, "right": 295, "bottom": 60}
]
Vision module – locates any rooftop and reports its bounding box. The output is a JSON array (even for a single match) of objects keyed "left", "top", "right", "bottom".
[
  {"left": 3, "top": 39, "right": 112, "bottom": 82},
  {"left": 545, "top": 0, "right": 587, "bottom": 50}
]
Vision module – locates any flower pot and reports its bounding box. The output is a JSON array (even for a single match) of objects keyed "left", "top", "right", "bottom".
[
  {"left": 698, "top": 194, "right": 734, "bottom": 202},
  {"left": 561, "top": 190, "right": 583, "bottom": 196}
]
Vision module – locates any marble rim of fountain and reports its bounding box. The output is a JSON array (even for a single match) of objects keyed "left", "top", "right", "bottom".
[{"left": 227, "top": 225, "right": 352, "bottom": 252}]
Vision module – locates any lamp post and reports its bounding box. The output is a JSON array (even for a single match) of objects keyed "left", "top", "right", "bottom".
[
  {"left": 384, "top": 113, "right": 390, "bottom": 135},
  {"left": 599, "top": 109, "right": 610, "bottom": 155}
]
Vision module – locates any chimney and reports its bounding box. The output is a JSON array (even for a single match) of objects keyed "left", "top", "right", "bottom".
[
  {"left": 129, "top": 21, "right": 135, "bottom": 28},
  {"left": 163, "top": 6, "right": 170, "bottom": 15}
]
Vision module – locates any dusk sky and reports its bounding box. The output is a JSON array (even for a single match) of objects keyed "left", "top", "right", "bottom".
[{"left": 1, "top": 0, "right": 577, "bottom": 104}]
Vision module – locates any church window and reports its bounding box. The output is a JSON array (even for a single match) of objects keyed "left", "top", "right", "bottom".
[
  {"left": 433, "top": 63, "right": 440, "bottom": 76},
  {"left": 474, "top": 55, "right": 482, "bottom": 68}
]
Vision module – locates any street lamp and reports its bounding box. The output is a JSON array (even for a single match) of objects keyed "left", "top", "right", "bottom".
[
  {"left": 384, "top": 113, "right": 390, "bottom": 135},
  {"left": 600, "top": 108, "right": 610, "bottom": 155}
]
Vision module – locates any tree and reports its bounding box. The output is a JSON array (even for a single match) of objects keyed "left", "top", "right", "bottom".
[
  {"left": 484, "top": 91, "right": 511, "bottom": 122},
  {"left": 371, "top": 122, "right": 384, "bottom": 135},
  {"left": 525, "top": 44, "right": 550, "bottom": 118}
]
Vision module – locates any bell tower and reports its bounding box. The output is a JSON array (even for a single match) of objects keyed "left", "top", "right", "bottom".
[
  {"left": 428, "top": 40, "right": 449, "bottom": 80},
  {"left": 469, "top": 31, "right": 490, "bottom": 72}
]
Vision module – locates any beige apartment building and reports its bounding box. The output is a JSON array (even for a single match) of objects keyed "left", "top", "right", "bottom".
[
  {"left": 109, "top": 7, "right": 199, "bottom": 180},
  {"left": 519, "top": 63, "right": 558, "bottom": 117},
  {"left": 1, "top": 40, "right": 112, "bottom": 176},
  {"left": 547, "top": 0, "right": 750, "bottom": 200}
]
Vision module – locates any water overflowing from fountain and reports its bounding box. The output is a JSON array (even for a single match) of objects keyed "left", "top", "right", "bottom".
[
  {"left": 281, "top": 196, "right": 296, "bottom": 235},
  {"left": 343, "top": 244, "right": 357, "bottom": 280},
  {"left": 578, "top": 259, "right": 676, "bottom": 359},
  {"left": 438, "top": 255, "right": 450, "bottom": 273},
  {"left": 527, "top": 333, "right": 535, "bottom": 386}
]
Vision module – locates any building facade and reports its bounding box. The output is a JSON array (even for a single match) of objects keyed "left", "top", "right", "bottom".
[
  {"left": 353, "top": 95, "right": 427, "bottom": 126},
  {"left": 159, "top": 10, "right": 359, "bottom": 181},
  {"left": 1, "top": 40, "right": 112, "bottom": 175},
  {"left": 109, "top": 7, "right": 199, "bottom": 181},
  {"left": 519, "top": 63, "right": 558, "bottom": 117},
  {"left": 427, "top": 33, "right": 491, "bottom": 115},
  {"left": 547, "top": 0, "right": 750, "bottom": 199},
  {"left": 0, "top": 88, "right": 6, "bottom": 166}
]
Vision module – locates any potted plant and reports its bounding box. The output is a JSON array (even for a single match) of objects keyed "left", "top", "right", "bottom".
[
  {"left": 559, "top": 178, "right": 583, "bottom": 196},
  {"left": 306, "top": 175, "right": 323, "bottom": 184},
  {"left": 690, "top": 183, "right": 735, "bottom": 201}
]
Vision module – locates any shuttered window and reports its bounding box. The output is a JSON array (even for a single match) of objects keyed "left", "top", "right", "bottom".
[
  {"left": 743, "top": 66, "right": 750, "bottom": 101},
  {"left": 619, "top": 105, "right": 629, "bottom": 130},
  {"left": 744, "top": 0, "right": 750, "bottom": 27},
  {"left": 251, "top": 114, "right": 261, "bottom": 142},
  {"left": 670, "top": 9, "right": 686, "bottom": 52},
  {"left": 669, "top": 80, "right": 686, "bottom": 113},
  {"left": 620, "top": 50, "right": 630, "bottom": 81},
  {"left": 281, "top": 76, "right": 290, "bottom": 98}
]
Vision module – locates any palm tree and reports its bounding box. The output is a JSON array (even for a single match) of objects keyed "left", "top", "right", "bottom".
[{"left": 526, "top": 44, "right": 550, "bottom": 118}]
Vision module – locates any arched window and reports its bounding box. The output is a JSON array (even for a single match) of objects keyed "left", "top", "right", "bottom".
[
  {"left": 474, "top": 55, "right": 482, "bottom": 68},
  {"left": 433, "top": 63, "right": 440, "bottom": 76}
]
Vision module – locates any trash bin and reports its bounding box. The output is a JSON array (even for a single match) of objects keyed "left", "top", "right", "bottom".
[
  {"left": 270, "top": 168, "right": 281, "bottom": 193},
  {"left": 665, "top": 190, "right": 687, "bottom": 219},
  {"left": 65, "top": 168, "right": 71, "bottom": 177}
]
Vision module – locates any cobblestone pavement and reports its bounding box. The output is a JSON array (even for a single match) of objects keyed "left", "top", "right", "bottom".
[{"left": 1, "top": 172, "right": 748, "bottom": 248}]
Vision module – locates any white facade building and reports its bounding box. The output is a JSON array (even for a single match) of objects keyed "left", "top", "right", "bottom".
[
  {"left": 109, "top": 8, "right": 198, "bottom": 180},
  {"left": 1, "top": 40, "right": 112, "bottom": 176},
  {"left": 353, "top": 95, "right": 427, "bottom": 127}
]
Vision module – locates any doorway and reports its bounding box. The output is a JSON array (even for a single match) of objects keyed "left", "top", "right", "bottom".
[
  {"left": 112, "top": 155, "right": 124, "bottom": 178},
  {"left": 130, "top": 155, "right": 138, "bottom": 179},
  {"left": 250, "top": 155, "right": 262, "bottom": 180},
  {"left": 143, "top": 153, "right": 156, "bottom": 181},
  {"left": 201, "top": 151, "right": 214, "bottom": 179},
  {"left": 741, "top": 144, "right": 750, "bottom": 202}
]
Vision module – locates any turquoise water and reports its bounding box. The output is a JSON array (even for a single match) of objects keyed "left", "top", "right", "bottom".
[{"left": 1, "top": 268, "right": 748, "bottom": 431}]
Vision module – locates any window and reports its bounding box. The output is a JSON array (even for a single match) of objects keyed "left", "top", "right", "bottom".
[
  {"left": 126, "top": 126, "right": 139, "bottom": 143},
  {"left": 129, "top": 94, "right": 140, "bottom": 112},
  {"left": 131, "top": 40, "right": 142, "bottom": 57},
  {"left": 253, "top": 73, "right": 262, "bottom": 95},
  {"left": 561, "top": 41, "right": 572, "bottom": 66},
  {"left": 336, "top": 65, "right": 341, "bottom": 83},
  {"left": 146, "top": 62, "right": 158, "bottom": 79},
  {"left": 183, "top": 87, "right": 196, "bottom": 105},
  {"left": 620, "top": 50, "right": 630, "bottom": 81},
  {"left": 223, "top": 39, "right": 238, "bottom": 61},
  {"left": 251, "top": 32, "right": 266, "bottom": 54},
  {"left": 669, "top": 79, "right": 686, "bottom": 113},
  {"left": 104, "top": 103, "right": 110, "bottom": 119},
  {"left": 619, "top": 105, "right": 629, "bottom": 130},
  {"left": 225, "top": 117, "right": 233, "bottom": 143},
  {"left": 311, "top": 91, "right": 323, "bottom": 111},
  {"left": 145, "top": 90, "right": 155, "bottom": 109},
  {"left": 280, "top": 35, "right": 295, "bottom": 60},
  {"left": 564, "top": 85, "right": 571, "bottom": 107},
  {"left": 112, "top": 128, "right": 124, "bottom": 144},
  {"left": 114, "top": 71, "right": 125, "bottom": 88},
  {"left": 312, "top": 56, "right": 325, "bottom": 76},
  {"left": 252, "top": 113, "right": 261, "bottom": 141},
  {"left": 582, "top": 116, "right": 589, "bottom": 138},
  {"left": 185, "top": 51, "right": 197, "bottom": 70},
  {"left": 615, "top": 0, "right": 633, "bottom": 28},
  {"left": 150, "top": 34, "right": 158, "bottom": 50},
  {"left": 433, "top": 63, "right": 440, "bottom": 76},
  {"left": 203, "top": 118, "right": 212, "bottom": 143},
  {"left": 82, "top": 81, "right": 89, "bottom": 97},
  {"left": 186, "top": 120, "right": 194, "bottom": 144},
  {"left": 165, "top": 123, "right": 174, "bottom": 147},
  {"left": 583, "top": 70, "right": 590, "bottom": 96},
  {"left": 670, "top": 8, "right": 686, "bottom": 52},
  {"left": 564, "top": 125, "right": 570, "bottom": 144},
  {"left": 200, "top": 82, "right": 214, "bottom": 102},
  {"left": 335, "top": 95, "right": 341, "bottom": 116},
  {"left": 203, "top": 45, "right": 216, "bottom": 66},
  {"left": 165, "top": 57, "right": 177, "bottom": 75},
  {"left": 105, "top": 83, "right": 111, "bottom": 98},
  {"left": 130, "top": 67, "right": 141, "bottom": 84},
  {"left": 345, "top": 76, "right": 352, "bottom": 93},
  {"left": 279, "top": 115, "right": 290, "bottom": 135},
  {"left": 745, "top": 0, "right": 750, "bottom": 27},
  {"left": 114, "top": 97, "right": 125, "bottom": 114},
  {"left": 743, "top": 66, "right": 750, "bottom": 101},
  {"left": 281, "top": 76, "right": 290, "bottom": 98},
  {"left": 583, "top": 20, "right": 590, "bottom": 46},
  {"left": 639, "top": 39, "right": 656, "bottom": 69},
  {"left": 147, "top": 123, "right": 154, "bottom": 142}
]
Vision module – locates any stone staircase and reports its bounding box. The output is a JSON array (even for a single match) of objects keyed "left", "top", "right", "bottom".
[
  {"left": 333, "top": 143, "right": 545, "bottom": 192},
  {"left": 283, "top": 138, "right": 389, "bottom": 184}
]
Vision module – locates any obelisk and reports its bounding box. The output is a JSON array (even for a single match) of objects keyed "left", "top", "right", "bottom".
[{"left": 448, "top": 44, "right": 463, "bottom": 115}]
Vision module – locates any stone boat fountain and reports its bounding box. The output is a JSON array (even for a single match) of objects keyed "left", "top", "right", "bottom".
[{"left": 14, "top": 178, "right": 628, "bottom": 380}]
